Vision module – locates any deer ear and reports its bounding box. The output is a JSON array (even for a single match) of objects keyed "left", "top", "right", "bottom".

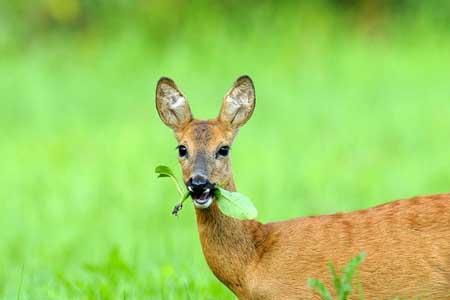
[
  {"left": 218, "top": 75, "right": 256, "bottom": 129},
  {"left": 156, "top": 77, "right": 193, "bottom": 130}
]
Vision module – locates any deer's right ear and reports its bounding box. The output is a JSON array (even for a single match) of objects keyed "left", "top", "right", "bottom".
[{"left": 156, "top": 77, "right": 193, "bottom": 130}]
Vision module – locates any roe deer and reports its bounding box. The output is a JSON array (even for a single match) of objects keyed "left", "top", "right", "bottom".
[{"left": 155, "top": 75, "right": 450, "bottom": 299}]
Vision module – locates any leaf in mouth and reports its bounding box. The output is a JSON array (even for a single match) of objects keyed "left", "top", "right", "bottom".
[
  {"left": 155, "top": 164, "right": 258, "bottom": 220},
  {"left": 171, "top": 191, "right": 191, "bottom": 216},
  {"left": 155, "top": 165, "right": 184, "bottom": 197},
  {"left": 214, "top": 188, "right": 258, "bottom": 220},
  {"left": 155, "top": 165, "right": 189, "bottom": 216}
]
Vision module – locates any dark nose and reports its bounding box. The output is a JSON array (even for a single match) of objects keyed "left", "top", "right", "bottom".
[{"left": 187, "top": 175, "right": 211, "bottom": 194}]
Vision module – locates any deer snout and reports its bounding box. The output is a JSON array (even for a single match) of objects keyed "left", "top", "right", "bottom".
[
  {"left": 187, "top": 175, "right": 215, "bottom": 209},
  {"left": 187, "top": 175, "right": 211, "bottom": 194}
]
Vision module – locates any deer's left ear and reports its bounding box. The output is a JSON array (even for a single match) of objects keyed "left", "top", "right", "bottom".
[
  {"left": 156, "top": 77, "right": 193, "bottom": 130},
  {"left": 218, "top": 75, "right": 256, "bottom": 129}
]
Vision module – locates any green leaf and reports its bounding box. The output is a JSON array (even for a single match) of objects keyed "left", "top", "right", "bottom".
[
  {"left": 308, "top": 278, "right": 333, "bottom": 300},
  {"left": 338, "top": 252, "right": 366, "bottom": 299},
  {"left": 328, "top": 261, "right": 342, "bottom": 294},
  {"left": 155, "top": 165, "right": 184, "bottom": 197},
  {"left": 155, "top": 165, "right": 176, "bottom": 178},
  {"left": 309, "top": 252, "right": 366, "bottom": 300},
  {"left": 215, "top": 187, "right": 257, "bottom": 220},
  {"left": 155, "top": 165, "right": 258, "bottom": 219}
]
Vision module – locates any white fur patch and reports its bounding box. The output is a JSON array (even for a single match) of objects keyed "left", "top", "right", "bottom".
[{"left": 193, "top": 197, "right": 213, "bottom": 209}]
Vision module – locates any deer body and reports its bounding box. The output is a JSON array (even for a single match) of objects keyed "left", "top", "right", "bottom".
[
  {"left": 156, "top": 76, "right": 450, "bottom": 299},
  {"left": 197, "top": 191, "right": 450, "bottom": 299}
]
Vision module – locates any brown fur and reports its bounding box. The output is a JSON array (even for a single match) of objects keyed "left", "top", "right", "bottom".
[{"left": 156, "top": 76, "right": 450, "bottom": 299}]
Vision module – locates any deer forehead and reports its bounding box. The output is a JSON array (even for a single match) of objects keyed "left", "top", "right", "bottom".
[{"left": 177, "top": 120, "right": 234, "bottom": 151}]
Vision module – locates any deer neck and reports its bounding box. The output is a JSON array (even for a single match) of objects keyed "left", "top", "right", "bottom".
[{"left": 195, "top": 177, "right": 264, "bottom": 292}]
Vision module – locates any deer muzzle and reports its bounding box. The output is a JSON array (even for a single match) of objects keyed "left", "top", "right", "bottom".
[{"left": 187, "top": 175, "right": 215, "bottom": 209}]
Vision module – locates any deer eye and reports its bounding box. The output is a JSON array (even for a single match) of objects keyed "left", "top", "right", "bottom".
[
  {"left": 177, "top": 145, "right": 188, "bottom": 158},
  {"left": 217, "top": 146, "right": 230, "bottom": 158}
]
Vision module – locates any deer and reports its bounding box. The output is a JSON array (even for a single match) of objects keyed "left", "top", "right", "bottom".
[{"left": 155, "top": 75, "right": 450, "bottom": 300}]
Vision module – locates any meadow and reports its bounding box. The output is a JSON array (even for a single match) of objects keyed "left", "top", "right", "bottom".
[{"left": 1, "top": 3, "right": 450, "bottom": 299}]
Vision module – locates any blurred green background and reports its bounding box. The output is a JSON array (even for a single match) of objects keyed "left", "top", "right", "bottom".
[{"left": 1, "top": 1, "right": 449, "bottom": 299}]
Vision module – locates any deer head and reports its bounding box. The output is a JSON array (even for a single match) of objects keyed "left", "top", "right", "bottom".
[{"left": 156, "top": 76, "right": 256, "bottom": 209}]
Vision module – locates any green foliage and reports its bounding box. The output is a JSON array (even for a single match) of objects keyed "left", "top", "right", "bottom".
[
  {"left": 308, "top": 279, "right": 333, "bottom": 300},
  {"left": 155, "top": 165, "right": 190, "bottom": 216},
  {"left": 155, "top": 165, "right": 185, "bottom": 197},
  {"left": 215, "top": 188, "right": 258, "bottom": 220},
  {"left": 155, "top": 165, "right": 257, "bottom": 219},
  {"left": 1, "top": 3, "right": 450, "bottom": 298},
  {"left": 2, "top": 1, "right": 450, "bottom": 53},
  {"left": 308, "top": 252, "right": 366, "bottom": 300}
]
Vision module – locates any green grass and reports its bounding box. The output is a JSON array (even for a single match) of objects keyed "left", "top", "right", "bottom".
[
  {"left": 1, "top": 10, "right": 450, "bottom": 299},
  {"left": 309, "top": 252, "right": 366, "bottom": 300}
]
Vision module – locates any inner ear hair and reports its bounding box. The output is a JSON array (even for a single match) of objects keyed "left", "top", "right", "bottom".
[
  {"left": 219, "top": 75, "right": 256, "bottom": 128},
  {"left": 156, "top": 77, "right": 193, "bottom": 130}
]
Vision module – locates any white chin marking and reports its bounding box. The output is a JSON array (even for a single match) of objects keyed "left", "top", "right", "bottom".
[{"left": 193, "top": 197, "right": 213, "bottom": 209}]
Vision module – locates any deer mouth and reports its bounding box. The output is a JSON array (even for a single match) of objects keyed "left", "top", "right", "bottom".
[{"left": 189, "top": 188, "right": 215, "bottom": 209}]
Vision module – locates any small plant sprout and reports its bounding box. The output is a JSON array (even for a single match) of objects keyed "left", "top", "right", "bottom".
[
  {"left": 308, "top": 252, "right": 366, "bottom": 300},
  {"left": 155, "top": 165, "right": 257, "bottom": 219},
  {"left": 155, "top": 165, "right": 190, "bottom": 216}
]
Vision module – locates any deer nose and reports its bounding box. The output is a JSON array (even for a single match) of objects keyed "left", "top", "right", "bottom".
[{"left": 187, "top": 175, "right": 211, "bottom": 194}]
